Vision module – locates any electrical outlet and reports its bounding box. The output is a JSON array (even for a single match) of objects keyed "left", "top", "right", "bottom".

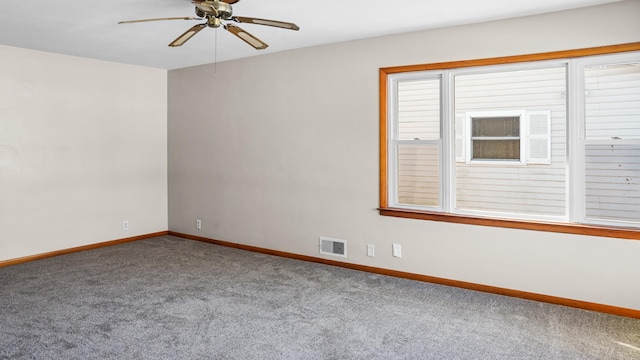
[
  {"left": 367, "top": 244, "right": 375, "bottom": 257},
  {"left": 123, "top": 220, "right": 129, "bottom": 231},
  {"left": 392, "top": 243, "right": 401, "bottom": 258},
  {"left": 196, "top": 219, "right": 202, "bottom": 230}
]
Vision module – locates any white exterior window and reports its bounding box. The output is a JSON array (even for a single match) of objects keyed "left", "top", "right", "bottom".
[
  {"left": 384, "top": 51, "right": 640, "bottom": 228},
  {"left": 466, "top": 111, "right": 525, "bottom": 163},
  {"left": 461, "top": 110, "right": 552, "bottom": 165}
]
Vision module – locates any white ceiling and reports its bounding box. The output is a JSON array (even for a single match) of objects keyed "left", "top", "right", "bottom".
[{"left": 0, "top": 0, "right": 622, "bottom": 70}]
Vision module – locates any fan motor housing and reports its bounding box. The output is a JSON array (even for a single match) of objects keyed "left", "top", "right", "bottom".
[{"left": 207, "top": 17, "right": 222, "bottom": 28}]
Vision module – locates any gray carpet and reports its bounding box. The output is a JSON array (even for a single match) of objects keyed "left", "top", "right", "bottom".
[{"left": 1, "top": 236, "right": 639, "bottom": 360}]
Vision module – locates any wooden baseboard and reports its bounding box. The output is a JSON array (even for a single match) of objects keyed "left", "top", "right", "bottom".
[
  {"left": 0, "top": 231, "right": 169, "bottom": 268},
  {"left": 169, "top": 231, "right": 640, "bottom": 320},
  {"left": 4, "top": 230, "right": 637, "bottom": 319}
]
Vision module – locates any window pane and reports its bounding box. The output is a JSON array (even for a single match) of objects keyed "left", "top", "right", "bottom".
[
  {"left": 585, "top": 144, "right": 640, "bottom": 223},
  {"left": 397, "top": 79, "right": 440, "bottom": 141},
  {"left": 473, "top": 140, "right": 520, "bottom": 160},
  {"left": 454, "top": 66, "right": 567, "bottom": 217},
  {"left": 397, "top": 144, "right": 440, "bottom": 207},
  {"left": 585, "top": 63, "right": 640, "bottom": 140},
  {"left": 584, "top": 62, "right": 640, "bottom": 225},
  {"left": 472, "top": 117, "right": 520, "bottom": 137}
]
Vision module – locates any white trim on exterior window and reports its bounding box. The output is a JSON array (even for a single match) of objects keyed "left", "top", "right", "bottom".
[
  {"left": 454, "top": 113, "right": 466, "bottom": 163},
  {"left": 526, "top": 110, "right": 552, "bottom": 164}
]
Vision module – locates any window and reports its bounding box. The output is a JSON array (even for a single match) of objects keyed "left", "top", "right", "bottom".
[
  {"left": 379, "top": 44, "right": 640, "bottom": 239},
  {"left": 467, "top": 112, "right": 523, "bottom": 162},
  {"left": 395, "top": 77, "right": 441, "bottom": 207},
  {"left": 583, "top": 61, "right": 640, "bottom": 226}
]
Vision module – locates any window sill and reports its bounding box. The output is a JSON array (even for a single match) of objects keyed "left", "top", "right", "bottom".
[{"left": 378, "top": 207, "right": 640, "bottom": 241}]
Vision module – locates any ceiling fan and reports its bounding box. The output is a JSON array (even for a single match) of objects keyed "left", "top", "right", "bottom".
[{"left": 118, "top": 0, "right": 299, "bottom": 50}]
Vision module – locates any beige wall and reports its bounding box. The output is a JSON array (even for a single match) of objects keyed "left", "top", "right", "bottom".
[
  {"left": 168, "top": 1, "right": 640, "bottom": 310},
  {"left": 0, "top": 46, "right": 168, "bottom": 261}
]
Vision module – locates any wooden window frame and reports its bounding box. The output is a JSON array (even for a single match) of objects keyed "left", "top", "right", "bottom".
[{"left": 379, "top": 42, "right": 640, "bottom": 241}]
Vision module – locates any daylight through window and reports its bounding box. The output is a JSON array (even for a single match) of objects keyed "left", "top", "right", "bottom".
[{"left": 380, "top": 46, "right": 640, "bottom": 235}]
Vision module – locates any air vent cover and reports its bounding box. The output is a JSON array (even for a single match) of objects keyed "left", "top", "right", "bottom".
[{"left": 319, "top": 237, "right": 347, "bottom": 258}]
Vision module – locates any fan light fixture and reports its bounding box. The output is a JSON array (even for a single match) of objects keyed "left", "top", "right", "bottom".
[{"left": 118, "top": 0, "right": 299, "bottom": 50}]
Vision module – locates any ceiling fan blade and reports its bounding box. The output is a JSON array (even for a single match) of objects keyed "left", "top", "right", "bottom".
[
  {"left": 224, "top": 24, "right": 268, "bottom": 50},
  {"left": 192, "top": 1, "right": 219, "bottom": 17},
  {"left": 169, "top": 23, "right": 207, "bottom": 47},
  {"left": 231, "top": 16, "right": 300, "bottom": 31},
  {"left": 118, "top": 17, "right": 201, "bottom": 24}
]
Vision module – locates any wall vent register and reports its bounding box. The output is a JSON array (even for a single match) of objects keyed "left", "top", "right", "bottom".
[{"left": 319, "top": 237, "right": 347, "bottom": 258}]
